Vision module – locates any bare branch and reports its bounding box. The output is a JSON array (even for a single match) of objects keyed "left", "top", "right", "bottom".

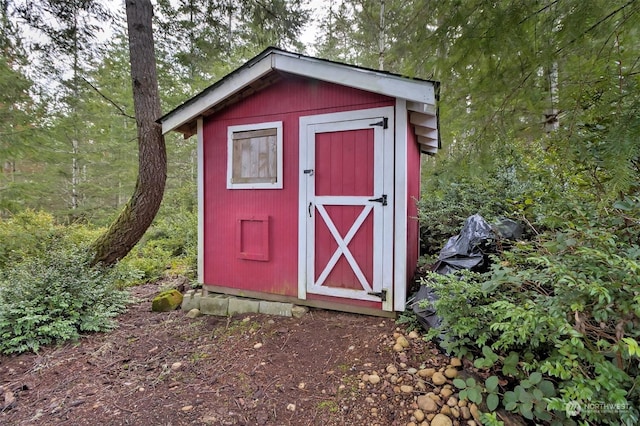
[
  {"left": 518, "top": 0, "right": 561, "bottom": 24},
  {"left": 81, "top": 77, "right": 135, "bottom": 119}
]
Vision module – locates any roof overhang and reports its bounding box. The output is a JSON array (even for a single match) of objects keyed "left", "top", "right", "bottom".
[{"left": 159, "top": 47, "right": 440, "bottom": 153}]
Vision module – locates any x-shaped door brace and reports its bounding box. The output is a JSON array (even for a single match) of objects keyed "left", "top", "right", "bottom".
[{"left": 313, "top": 203, "right": 373, "bottom": 292}]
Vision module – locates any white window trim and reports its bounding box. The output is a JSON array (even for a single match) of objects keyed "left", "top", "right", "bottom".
[{"left": 227, "top": 121, "right": 283, "bottom": 189}]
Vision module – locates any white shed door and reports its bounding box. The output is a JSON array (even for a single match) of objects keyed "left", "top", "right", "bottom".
[{"left": 299, "top": 107, "right": 394, "bottom": 310}]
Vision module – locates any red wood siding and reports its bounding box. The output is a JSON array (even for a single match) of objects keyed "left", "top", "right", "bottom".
[
  {"left": 315, "top": 129, "right": 374, "bottom": 196},
  {"left": 314, "top": 128, "right": 375, "bottom": 291},
  {"left": 406, "top": 120, "right": 421, "bottom": 283},
  {"left": 202, "top": 73, "right": 393, "bottom": 299}
]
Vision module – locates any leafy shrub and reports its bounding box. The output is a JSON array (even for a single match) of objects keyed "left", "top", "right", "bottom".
[
  {"left": 421, "top": 210, "right": 640, "bottom": 425},
  {"left": 0, "top": 210, "right": 104, "bottom": 270},
  {"left": 0, "top": 209, "right": 57, "bottom": 269},
  {"left": 0, "top": 244, "right": 130, "bottom": 354},
  {"left": 417, "top": 155, "right": 532, "bottom": 256}
]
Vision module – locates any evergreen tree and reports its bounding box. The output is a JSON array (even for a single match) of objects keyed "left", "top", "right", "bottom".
[
  {"left": 315, "top": 0, "right": 640, "bottom": 200},
  {"left": 0, "top": 1, "right": 41, "bottom": 215},
  {"left": 314, "top": 0, "right": 355, "bottom": 62}
]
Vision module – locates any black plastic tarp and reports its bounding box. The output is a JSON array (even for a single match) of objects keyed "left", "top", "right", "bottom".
[{"left": 411, "top": 214, "right": 522, "bottom": 333}]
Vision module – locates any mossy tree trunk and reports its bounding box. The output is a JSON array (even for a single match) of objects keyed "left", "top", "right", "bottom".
[{"left": 92, "top": 0, "right": 166, "bottom": 266}]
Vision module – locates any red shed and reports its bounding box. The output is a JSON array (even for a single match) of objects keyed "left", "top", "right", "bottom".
[{"left": 160, "top": 48, "right": 439, "bottom": 316}]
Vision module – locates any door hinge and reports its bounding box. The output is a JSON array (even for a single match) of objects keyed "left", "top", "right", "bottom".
[
  {"left": 368, "top": 194, "right": 387, "bottom": 206},
  {"left": 369, "top": 117, "right": 388, "bottom": 129},
  {"left": 367, "top": 289, "right": 387, "bottom": 301}
]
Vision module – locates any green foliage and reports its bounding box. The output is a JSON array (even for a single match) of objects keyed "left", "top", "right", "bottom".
[
  {"left": 421, "top": 205, "right": 640, "bottom": 425},
  {"left": 0, "top": 209, "right": 104, "bottom": 269},
  {"left": 417, "top": 146, "right": 534, "bottom": 256},
  {"left": 0, "top": 196, "right": 196, "bottom": 291},
  {"left": 395, "top": 310, "right": 421, "bottom": 332},
  {"left": 0, "top": 243, "right": 130, "bottom": 354}
]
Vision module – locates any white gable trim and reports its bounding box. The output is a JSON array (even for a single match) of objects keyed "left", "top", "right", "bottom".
[
  {"left": 272, "top": 54, "right": 435, "bottom": 105},
  {"left": 161, "top": 57, "right": 274, "bottom": 134},
  {"left": 161, "top": 49, "right": 437, "bottom": 136}
]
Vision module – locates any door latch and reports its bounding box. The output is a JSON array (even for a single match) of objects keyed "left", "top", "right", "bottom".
[
  {"left": 303, "top": 169, "right": 314, "bottom": 176},
  {"left": 368, "top": 194, "right": 387, "bottom": 206},
  {"left": 367, "top": 289, "right": 387, "bottom": 301}
]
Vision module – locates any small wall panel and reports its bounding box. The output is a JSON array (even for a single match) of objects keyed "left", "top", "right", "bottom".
[{"left": 236, "top": 215, "right": 270, "bottom": 261}]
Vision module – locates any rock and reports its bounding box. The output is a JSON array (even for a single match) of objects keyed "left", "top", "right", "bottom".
[
  {"left": 286, "top": 403, "right": 296, "bottom": 411},
  {"left": 201, "top": 414, "right": 218, "bottom": 425},
  {"left": 432, "top": 372, "right": 447, "bottom": 386},
  {"left": 151, "top": 289, "right": 184, "bottom": 312},
  {"left": 450, "top": 357, "right": 462, "bottom": 367},
  {"left": 431, "top": 413, "right": 453, "bottom": 426},
  {"left": 440, "top": 405, "right": 452, "bottom": 416},
  {"left": 3, "top": 390, "right": 16, "bottom": 410},
  {"left": 417, "top": 395, "right": 438, "bottom": 413},
  {"left": 396, "top": 335, "right": 410, "bottom": 348},
  {"left": 440, "top": 388, "right": 453, "bottom": 398},
  {"left": 447, "top": 397, "right": 458, "bottom": 407},
  {"left": 428, "top": 393, "right": 442, "bottom": 403},
  {"left": 413, "top": 409, "right": 425, "bottom": 422},
  {"left": 253, "top": 343, "right": 263, "bottom": 349},
  {"left": 470, "top": 403, "right": 481, "bottom": 422},
  {"left": 368, "top": 374, "right": 381, "bottom": 385},
  {"left": 400, "top": 385, "right": 414, "bottom": 394},
  {"left": 460, "top": 406, "right": 471, "bottom": 420},
  {"left": 186, "top": 308, "right": 201, "bottom": 318},
  {"left": 181, "top": 405, "right": 193, "bottom": 411},
  {"left": 444, "top": 368, "right": 458, "bottom": 379},
  {"left": 291, "top": 305, "right": 308, "bottom": 318},
  {"left": 408, "top": 331, "right": 420, "bottom": 339},
  {"left": 450, "top": 406, "right": 460, "bottom": 418},
  {"left": 393, "top": 343, "right": 405, "bottom": 352},
  {"left": 386, "top": 364, "right": 398, "bottom": 374},
  {"left": 418, "top": 368, "right": 435, "bottom": 378},
  {"left": 407, "top": 367, "right": 418, "bottom": 375},
  {"left": 171, "top": 362, "right": 183, "bottom": 371}
]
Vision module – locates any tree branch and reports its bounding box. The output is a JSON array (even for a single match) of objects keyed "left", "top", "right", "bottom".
[
  {"left": 556, "top": 0, "right": 638, "bottom": 54},
  {"left": 518, "top": 0, "right": 561, "bottom": 24},
  {"left": 81, "top": 77, "right": 135, "bottom": 119}
]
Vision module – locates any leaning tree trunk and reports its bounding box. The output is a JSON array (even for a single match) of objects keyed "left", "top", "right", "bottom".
[{"left": 92, "top": 0, "right": 166, "bottom": 266}]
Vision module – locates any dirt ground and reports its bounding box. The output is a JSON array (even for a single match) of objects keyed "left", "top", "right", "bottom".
[{"left": 1, "top": 282, "right": 461, "bottom": 426}]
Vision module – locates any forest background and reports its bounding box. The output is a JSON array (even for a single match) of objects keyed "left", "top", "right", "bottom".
[{"left": 0, "top": 1, "right": 639, "bottom": 425}]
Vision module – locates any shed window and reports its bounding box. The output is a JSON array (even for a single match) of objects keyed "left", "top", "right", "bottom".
[{"left": 227, "top": 121, "right": 283, "bottom": 189}]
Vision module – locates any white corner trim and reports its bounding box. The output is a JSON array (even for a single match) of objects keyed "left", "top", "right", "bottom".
[
  {"left": 394, "top": 99, "right": 408, "bottom": 312},
  {"left": 197, "top": 118, "right": 204, "bottom": 285}
]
